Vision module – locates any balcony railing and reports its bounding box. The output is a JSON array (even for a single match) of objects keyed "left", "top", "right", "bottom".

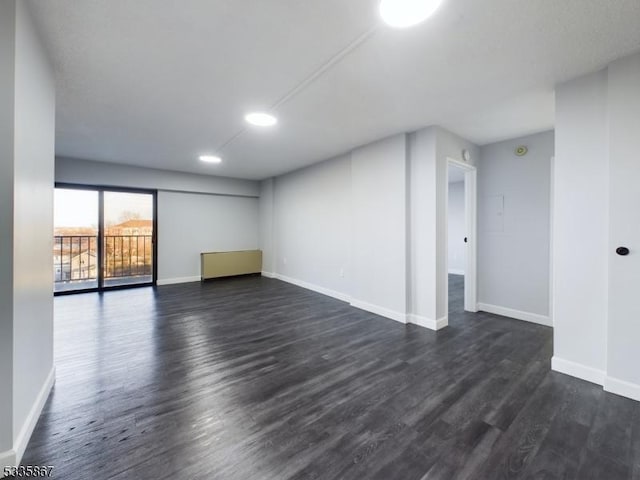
[
  {"left": 54, "top": 235, "right": 97, "bottom": 283},
  {"left": 54, "top": 235, "right": 152, "bottom": 287},
  {"left": 103, "top": 235, "right": 153, "bottom": 278}
]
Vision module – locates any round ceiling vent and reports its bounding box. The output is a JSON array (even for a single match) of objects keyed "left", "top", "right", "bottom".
[{"left": 515, "top": 146, "right": 528, "bottom": 156}]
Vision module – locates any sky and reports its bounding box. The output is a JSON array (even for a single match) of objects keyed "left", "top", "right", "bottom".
[{"left": 54, "top": 189, "right": 153, "bottom": 228}]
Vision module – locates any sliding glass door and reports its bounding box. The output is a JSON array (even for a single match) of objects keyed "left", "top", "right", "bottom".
[
  {"left": 53, "top": 189, "right": 99, "bottom": 292},
  {"left": 103, "top": 191, "right": 154, "bottom": 288},
  {"left": 53, "top": 185, "right": 156, "bottom": 294}
]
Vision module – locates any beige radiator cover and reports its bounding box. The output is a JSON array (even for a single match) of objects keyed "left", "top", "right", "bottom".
[{"left": 200, "top": 250, "right": 263, "bottom": 280}]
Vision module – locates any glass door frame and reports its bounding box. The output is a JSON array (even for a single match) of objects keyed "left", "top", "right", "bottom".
[{"left": 54, "top": 182, "right": 158, "bottom": 295}]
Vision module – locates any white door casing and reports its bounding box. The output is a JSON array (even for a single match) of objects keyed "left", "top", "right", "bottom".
[{"left": 446, "top": 157, "right": 478, "bottom": 315}]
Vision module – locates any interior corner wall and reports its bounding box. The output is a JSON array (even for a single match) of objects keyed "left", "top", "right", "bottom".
[
  {"left": 0, "top": 0, "right": 17, "bottom": 459},
  {"left": 447, "top": 182, "right": 465, "bottom": 275},
  {"left": 264, "top": 134, "right": 409, "bottom": 321},
  {"left": 477, "top": 131, "right": 553, "bottom": 322},
  {"left": 408, "top": 128, "right": 438, "bottom": 323},
  {"left": 553, "top": 70, "right": 609, "bottom": 381},
  {"left": 258, "top": 178, "right": 275, "bottom": 274}
]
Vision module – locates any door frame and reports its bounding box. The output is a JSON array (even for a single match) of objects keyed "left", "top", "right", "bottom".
[
  {"left": 54, "top": 182, "right": 158, "bottom": 295},
  {"left": 445, "top": 158, "right": 478, "bottom": 314}
]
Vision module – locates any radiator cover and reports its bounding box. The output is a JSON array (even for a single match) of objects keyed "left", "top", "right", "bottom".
[{"left": 200, "top": 250, "right": 263, "bottom": 280}]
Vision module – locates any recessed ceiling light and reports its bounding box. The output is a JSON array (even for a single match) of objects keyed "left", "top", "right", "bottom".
[
  {"left": 379, "top": 0, "right": 443, "bottom": 28},
  {"left": 245, "top": 112, "right": 278, "bottom": 127},
  {"left": 199, "top": 155, "right": 222, "bottom": 164}
]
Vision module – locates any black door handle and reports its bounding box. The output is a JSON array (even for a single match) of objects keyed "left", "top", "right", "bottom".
[
  {"left": 464, "top": 237, "right": 468, "bottom": 243},
  {"left": 616, "top": 247, "right": 630, "bottom": 256}
]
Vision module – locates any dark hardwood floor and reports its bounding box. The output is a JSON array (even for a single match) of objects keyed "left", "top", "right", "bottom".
[{"left": 18, "top": 274, "right": 640, "bottom": 479}]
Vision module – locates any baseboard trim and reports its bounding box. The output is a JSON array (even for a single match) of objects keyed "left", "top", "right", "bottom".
[
  {"left": 0, "top": 449, "right": 16, "bottom": 477},
  {"left": 407, "top": 314, "right": 448, "bottom": 331},
  {"left": 551, "top": 356, "right": 605, "bottom": 386},
  {"left": 157, "top": 276, "right": 201, "bottom": 286},
  {"left": 552, "top": 357, "right": 640, "bottom": 403},
  {"left": 268, "top": 273, "right": 409, "bottom": 326},
  {"left": 274, "top": 274, "right": 350, "bottom": 303},
  {"left": 13, "top": 367, "right": 55, "bottom": 466},
  {"left": 350, "top": 299, "right": 407, "bottom": 324},
  {"left": 478, "top": 303, "right": 552, "bottom": 327},
  {"left": 448, "top": 269, "right": 465, "bottom": 276},
  {"left": 604, "top": 376, "right": 640, "bottom": 402}
]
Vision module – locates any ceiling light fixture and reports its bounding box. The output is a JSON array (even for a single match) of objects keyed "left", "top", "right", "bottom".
[
  {"left": 199, "top": 155, "right": 222, "bottom": 164},
  {"left": 245, "top": 112, "right": 278, "bottom": 127},
  {"left": 379, "top": 0, "right": 443, "bottom": 28}
]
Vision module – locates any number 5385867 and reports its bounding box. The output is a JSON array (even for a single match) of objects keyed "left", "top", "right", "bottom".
[{"left": 3, "top": 465, "right": 54, "bottom": 477}]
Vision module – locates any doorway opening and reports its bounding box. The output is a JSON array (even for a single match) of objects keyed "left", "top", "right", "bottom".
[
  {"left": 53, "top": 184, "right": 157, "bottom": 294},
  {"left": 446, "top": 158, "right": 477, "bottom": 317}
]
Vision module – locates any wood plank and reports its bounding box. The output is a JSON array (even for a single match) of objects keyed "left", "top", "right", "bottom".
[{"left": 16, "top": 274, "right": 639, "bottom": 480}]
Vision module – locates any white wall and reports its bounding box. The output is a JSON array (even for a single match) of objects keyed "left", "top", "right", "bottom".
[
  {"left": 259, "top": 179, "right": 275, "bottom": 274},
  {"left": 606, "top": 54, "right": 640, "bottom": 394},
  {"left": 56, "top": 157, "right": 259, "bottom": 197},
  {"left": 447, "top": 181, "right": 465, "bottom": 275},
  {"left": 408, "top": 128, "right": 438, "bottom": 324},
  {"left": 0, "top": 0, "right": 16, "bottom": 460},
  {"left": 55, "top": 158, "right": 261, "bottom": 285},
  {"left": 477, "top": 131, "right": 553, "bottom": 323},
  {"left": 408, "top": 127, "right": 479, "bottom": 327},
  {"left": 12, "top": 0, "right": 56, "bottom": 455},
  {"left": 157, "top": 192, "right": 259, "bottom": 283},
  {"left": 261, "top": 134, "right": 409, "bottom": 320},
  {"left": 351, "top": 135, "right": 407, "bottom": 320},
  {"left": 0, "top": 0, "right": 56, "bottom": 469},
  {"left": 271, "top": 155, "right": 351, "bottom": 299},
  {"left": 553, "top": 71, "right": 609, "bottom": 382},
  {"left": 553, "top": 52, "right": 640, "bottom": 401},
  {"left": 261, "top": 127, "right": 479, "bottom": 329}
]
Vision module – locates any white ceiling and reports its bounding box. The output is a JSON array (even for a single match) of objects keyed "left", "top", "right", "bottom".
[{"left": 29, "top": 0, "right": 640, "bottom": 180}]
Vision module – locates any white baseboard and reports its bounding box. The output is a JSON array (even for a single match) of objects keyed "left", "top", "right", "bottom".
[
  {"left": 551, "top": 356, "right": 605, "bottom": 386},
  {"left": 448, "top": 269, "right": 465, "bottom": 276},
  {"left": 604, "top": 376, "right": 640, "bottom": 402},
  {"left": 477, "top": 303, "right": 552, "bottom": 327},
  {"left": 274, "top": 273, "right": 350, "bottom": 303},
  {"left": 267, "top": 273, "right": 415, "bottom": 327},
  {"left": 157, "top": 276, "right": 201, "bottom": 286},
  {"left": 350, "top": 299, "right": 407, "bottom": 324},
  {"left": 0, "top": 449, "right": 15, "bottom": 477},
  {"left": 552, "top": 357, "right": 640, "bottom": 403},
  {"left": 407, "top": 314, "right": 448, "bottom": 331},
  {"left": 8, "top": 367, "right": 55, "bottom": 469}
]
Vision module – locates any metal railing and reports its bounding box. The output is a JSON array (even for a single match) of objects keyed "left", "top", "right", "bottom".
[
  {"left": 54, "top": 235, "right": 152, "bottom": 283},
  {"left": 54, "top": 235, "right": 97, "bottom": 282},
  {"left": 103, "top": 235, "right": 153, "bottom": 278}
]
